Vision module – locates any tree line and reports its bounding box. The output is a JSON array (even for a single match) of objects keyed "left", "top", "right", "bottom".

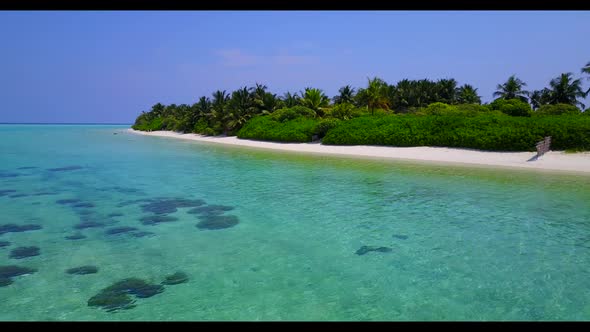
[{"left": 133, "top": 61, "right": 590, "bottom": 136}]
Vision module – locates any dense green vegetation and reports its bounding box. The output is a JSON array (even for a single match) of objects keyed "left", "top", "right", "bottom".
[
  {"left": 322, "top": 114, "right": 590, "bottom": 151},
  {"left": 237, "top": 116, "right": 317, "bottom": 143},
  {"left": 133, "top": 62, "right": 590, "bottom": 151}
]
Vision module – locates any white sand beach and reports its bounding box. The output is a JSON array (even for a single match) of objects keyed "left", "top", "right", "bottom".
[{"left": 128, "top": 129, "right": 590, "bottom": 174}]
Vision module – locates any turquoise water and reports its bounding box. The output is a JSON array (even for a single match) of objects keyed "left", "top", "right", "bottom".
[{"left": 1, "top": 124, "right": 590, "bottom": 321}]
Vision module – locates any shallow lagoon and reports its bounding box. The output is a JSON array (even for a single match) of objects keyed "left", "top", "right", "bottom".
[{"left": 1, "top": 124, "right": 589, "bottom": 321}]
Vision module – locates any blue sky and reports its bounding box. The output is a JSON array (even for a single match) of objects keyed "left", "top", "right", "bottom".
[{"left": 0, "top": 11, "right": 589, "bottom": 123}]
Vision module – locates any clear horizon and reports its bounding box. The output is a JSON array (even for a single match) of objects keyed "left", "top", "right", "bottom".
[{"left": 1, "top": 11, "right": 589, "bottom": 123}]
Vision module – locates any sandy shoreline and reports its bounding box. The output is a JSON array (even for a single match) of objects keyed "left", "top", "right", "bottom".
[{"left": 128, "top": 129, "right": 590, "bottom": 174}]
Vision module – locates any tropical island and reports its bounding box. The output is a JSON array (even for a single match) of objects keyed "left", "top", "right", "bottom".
[{"left": 131, "top": 64, "right": 590, "bottom": 173}]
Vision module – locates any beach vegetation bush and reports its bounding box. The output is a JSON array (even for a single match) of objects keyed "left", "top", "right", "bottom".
[
  {"left": 416, "top": 103, "right": 496, "bottom": 117},
  {"left": 132, "top": 117, "right": 164, "bottom": 132},
  {"left": 315, "top": 118, "right": 342, "bottom": 138},
  {"left": 322, "top": 114, "right": 590, "bottom": 151},
  {"left": 326, "top": 102, "right": 359, "bottom": 120},
  {"left": 237, "top": 116, "right": 321, "bottom": 143},
  {"left": 131, "top": 73, "right": 589, "bottom": 152},
  {"left": 270, "top": 106, "right": 316, "bottom": 122},
  {"left": 490, "top": 98, "right": 532, "bottom": 117},
  {"left": 535, "top": 104, "right": 582, "bottom": 116}
]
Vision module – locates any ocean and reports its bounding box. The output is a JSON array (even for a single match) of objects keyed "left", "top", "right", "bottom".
[{"left": 1, "top": 124, "right": 589, "bottom": 320}]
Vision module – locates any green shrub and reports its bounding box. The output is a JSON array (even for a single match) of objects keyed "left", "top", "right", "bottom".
[
  {"left": 535, "top": 104, "right": 582, "bottom": 115},
  {"left": 322, "top": 114, "right": 590, "bottom": 151},
  {"left": 490, "top": 98, "right": 532, "bottom": 117},
  {"left": 314, "top": 118, "right": 341, "bottom": 138},
  {"left": 237, "top": 116, "right": 320, "bottom": 143},
  {"left": 417, "top": 103, "right": 495, "bottom": 117},
  {"left": 327, "top": 103, "right": 358, "bottom": 120},
  {"left": 271, "top": 106, "right": 316, "bottom": 122},
  {"left": 193, "top": 118, "right": 209, "bottom": 134},
  {"left": 419, "top": 102, "right": 457, "bottom": 115},
  {"left": 132, "top": 117, "right": 164, "bottom": 132},
  {"left": 201, "top": 127, "right": 217, "bottom": 136},
  {"left": 455, "top": 103, "right": 493, "bottom": 113},
  {"left": 160, "top": 117, "right": 180, "bottom": 131}
]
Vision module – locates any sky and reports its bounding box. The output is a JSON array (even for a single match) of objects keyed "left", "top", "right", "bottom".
[{"left": 0, "top": 11, "right": 589, "bottom": 123}]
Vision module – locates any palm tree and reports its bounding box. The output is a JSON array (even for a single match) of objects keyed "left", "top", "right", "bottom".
[
  {"left": 259, "top": 92, "right": 280, "bottom": 114},
  {"left": 548, "top": 73, "right": 586, "bottom": 109},
  {"left": 195, "top": 96, "right": 211, "bottom": 116},
  {"left": 252, "top": 83, "right": 267, "bottom": 97},
  {"left": 226, "top": 87, "right": 256, "bottom": 132},
  {"left": 229, "top": 87, "right": 254, "bottom": 114},
  {"left": 211, "top": 90, "right": 230, "bottom": 134},
  {"left": 300, "top": 88, "right": 330, "bottom": 116},
  {"left": 281, "top": 92, "right": 300, "bottom": 108},
  {"left": 582, "top": 61, "right": 590, "bottom": 95},
  {"left": 150, "top": 103, "right": 165, "bottom": 118},
  {"left": 582, "top": 61, "right": 590, "bottom": 78},
  {"left": 436, "top": 79, "right": 459, "bottom": 104},
  {"left": 163, "top": 104, "right": 178, "bottom": 118},
  {"left": 529, "top": 89, "right": 552, "bottom": 110},
  {"left": 251, "top": 83, "right": 268, "bottom": 112},
  {"left": 391, "top": 79, "right": 412, "bottom": 110},
  {"left": 391, "top": 79, "right": 439, "bottom": 109},
  {"left": 456, "top": 84, "right": 481, "bottom": 104},
  {"left": 493, "top": 75, "right": 529, "bottom": 102},
  {"left": 354, "top": 88, "right": 369, "bottom": 109},
  {"left": 366, "top": 77, "right": 390, "bottom": 114},
  {"left": 333, "top": 85, "right": 356, "bottom": 104}
]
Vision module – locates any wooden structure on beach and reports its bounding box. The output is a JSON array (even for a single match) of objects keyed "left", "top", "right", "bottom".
[{"left": 535, "top": 136, "right": 551, "bottom": 158}]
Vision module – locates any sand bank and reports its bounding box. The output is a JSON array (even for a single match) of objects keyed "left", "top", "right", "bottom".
[{"left": 128, "top": 129, "right": 590, "bottom": 174}]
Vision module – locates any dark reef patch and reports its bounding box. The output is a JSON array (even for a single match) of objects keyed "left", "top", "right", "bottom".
[
  {"left": 116, "top": 198, "right": 154, "bottom": 207},
  {"left": 196, "top": 215, "right": 239, "bottom": 230},
  {"left": 65, "top": 233, "right": 87, "bottom": 240},
  {"left": 107, "top": 186, "right": 144, "bottom": 195},
  {"left": 56, "top": 199, "right": 82, "bottom": 205},
  {"left": 140, "top": 198, "right": 205, "bottom": 215},
  {"left": 188, "top": 204, "right": 234, "bottom": 216},
  {"left": 0, "top": 278, "right": 12, "bottom": 287},
  {"left": 140, "top": 215, "right": 179, "bottom": 226},
  {"left": 9, "top": 194, "right": 29, "bottom": 198},
  {"left": 107, "top": 212, "right": 124, "bottom": 218},
  {"left": 0, "top": 224, "right": 42, "bottom": 236},
  {"left": 66, "top": 266, "right": 98, "bottom": 275},
  {"left": 114, "top": 187, "right": 143, "bottom": 194},
  {"left": 0, "top": 265, "right": 37, "bottom": 287},
  {"left": 0, "top": 265, "right": 38, "bottom": 278},
  {"left": 47, "top": 166, "right": 83, "bottom": 172},
  {"left": 104, "top": 278, "right": 165, "bottom": 298},
  {"left": 88, "top": 292, "right": 136, "bottom": 312},
  {"left": 9, "top": 246, "right": 41, "bottom": 259},
  {"left": 88, "top": 278, "right": 164, "bottom": 312},
  {"left": 0, "top": 171, "right": 20, "bottom": 178},
  {"left": 76, "top": 210, "right": 94, "bottom": 216},
  {"left": 105, "top": 226, "right": 138, "bottom": 235},
  {"left": 0, "top": 190, "right": 17, "bottom": 197},
  {"left": 74, "top": 221, "right": 106, "bottom": 230},
  {"left": 0, "top": 241, "right": 11, "bottom": 248},
  {"left": 17, "top": 167, "right": 38, "bottom": 170},
  {"left": 161, "top": 271, "right": 189, "bottom": 285},
  {"left": 392, "top": 235, "right": 409, "bottom": 240},
  {"left": 73, "top": 202, "right": 95, "bottom": 208},
  {"left": 171, "top": 198, "right": 205, "bottom": 208},
  {"left": 130, "top": 231, "right": 155, "bottom": 238},
  {"left": 355, "top": 246, "right": 393, "bottom": 256},
  {"left": 142, "top": 203, "right": 176, "bottom": 215},
  {"left": 31, "top": 191, "right": 58, "bottom": 196}
]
